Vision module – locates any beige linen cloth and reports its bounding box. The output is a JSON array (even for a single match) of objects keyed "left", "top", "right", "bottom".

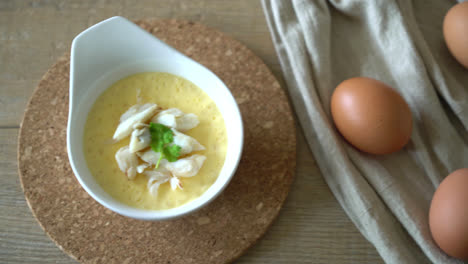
[{"left": 262, "top": 0, "right": 468, "bottom": 263}]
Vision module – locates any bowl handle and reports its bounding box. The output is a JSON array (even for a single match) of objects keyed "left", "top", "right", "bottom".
[{"left": 69, "top": 16, "right": 182, "bottom": 111}]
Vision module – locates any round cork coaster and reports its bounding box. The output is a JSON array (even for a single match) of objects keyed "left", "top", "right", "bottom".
[{"left": 18, "top": 19, "right": 296, "bottom": 264}]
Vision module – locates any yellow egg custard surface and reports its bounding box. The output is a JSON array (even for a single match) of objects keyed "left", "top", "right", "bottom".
[{"left": 84, "top": 72, "right": 227, "bottom": 210}]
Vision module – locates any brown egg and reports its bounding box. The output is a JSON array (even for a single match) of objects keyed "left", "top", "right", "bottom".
[
  {"left": 443, "top": 2, "right": 468, "bottom": 69},
  {"left": 331, "top": 77, "right": 412, "bottom": 155},
  {"left": 429, "top": 168, "right": 468, "bottom": 260}
]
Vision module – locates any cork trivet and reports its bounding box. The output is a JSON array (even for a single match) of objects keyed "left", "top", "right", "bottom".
[{"left": 18, "top": 19, "right": 296, "bottom": 264}]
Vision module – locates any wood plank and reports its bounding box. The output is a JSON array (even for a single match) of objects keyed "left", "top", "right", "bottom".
[
  {"left": 0, "top": 128, "right": 75, "bottom": 264},
  {"left": 0, "top": 80, "right": 38, "bottom": 127}
]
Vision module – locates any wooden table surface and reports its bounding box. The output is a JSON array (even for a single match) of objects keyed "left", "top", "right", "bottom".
[{"left": 0, "top": 1, "right": 384, "bottom": 263}]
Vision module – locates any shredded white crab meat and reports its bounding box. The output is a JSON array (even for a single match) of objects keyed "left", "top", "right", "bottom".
[
  {"left": 151, "top": 108, "right": 199, "bottom": 132},
  {"left": 129, "top": 125, "right": 151, "bottom": 153},
  {"left": 113, "top": 103, "right": 158, "bottom": 141},
  {"left": 137, "top": 149, "right": 169, "bottom": 167},
  {"left": 165, "top": 154, "right": 206, "bottom": 178},
  {"left": 145, "top": 170, "right": 171, "bottom": 197},
  {"left": 113, "top": 103, "right": 207, "bottom": 196},
  {"left": 115, "top": 146, "right": 139, "bottom": 180},
  {"left": 136, "top": 163, "right": 150, "bottom": 174},
  {"left": 170, "top": 176, "right": 183, "bottom": 190},
  {"left": 172, "top": 129, "right": 205, "bottom": 155}
]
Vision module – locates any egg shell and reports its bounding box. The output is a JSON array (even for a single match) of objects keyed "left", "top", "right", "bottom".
[
  {"left": 443, "top": 2, "right": 468, "bottom": 69},
  {"left": 330, "top": 77, "right": 412, "bottom": 155},
  {"left": 429, "top": 168, "right": 468, "bottom": 260}
]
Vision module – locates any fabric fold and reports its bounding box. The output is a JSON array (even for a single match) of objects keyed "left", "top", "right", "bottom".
[{"left": 262, "top": 0, "right": 468, "bottom": 263}]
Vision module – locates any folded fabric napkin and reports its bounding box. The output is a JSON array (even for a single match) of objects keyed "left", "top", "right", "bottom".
[{"left": 262, "top": 0, "right": 468, "bottom": 263}]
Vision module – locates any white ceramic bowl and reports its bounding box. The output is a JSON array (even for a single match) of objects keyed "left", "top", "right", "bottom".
[{"left": 67, "top": 16, "right": 243, "bottom": 221}]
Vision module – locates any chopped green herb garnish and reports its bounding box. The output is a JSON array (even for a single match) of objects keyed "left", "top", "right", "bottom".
[{"left": 149, "top": 122, "right": 181, "bottom": 168}]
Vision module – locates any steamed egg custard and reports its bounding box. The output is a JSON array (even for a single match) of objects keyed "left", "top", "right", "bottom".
[{"left": 84, "top": 72, "right": 227, "bottom": 210}]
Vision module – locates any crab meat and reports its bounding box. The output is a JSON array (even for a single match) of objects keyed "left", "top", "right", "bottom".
[
  {"left": 152, "top": 108, "right": 183, "bottom": 124},
  {"left": 145, "top": 170, "right": 171, "bottom": 197},
  {"left": 136, "top": 163, "right": 150, "bottom": 174},
  {"left": 119, "top": 104, "right": 155, "bottom": 122},
  {"left": 170, "top": 176, "right": 183, "bottom": 190},
  {"left": 176, "top": 113, "right": 200, "bottom": 131},
  {"left": 137, "top": 149, "right": 169, "bottom": 168},
  {"left": 172, "top": 129, "right": 205, "bottom": 155},
  {"left": 129, "top": 126, "right": 151, "bottom": 153},
  {"left": 115, "top": 146, "right": 139, "bottom": 180},
  {"left": 151, "top": 108, "right": 199, "bottom": 132},
  {"left": 165, "top": 154, "right": 206, "bottom": 178},
  {"left": 137, "top": 149, "right": 160, "bottom": 164},
  {"left": 113, "top": 103, "right": 158, "bottom": 141}
]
